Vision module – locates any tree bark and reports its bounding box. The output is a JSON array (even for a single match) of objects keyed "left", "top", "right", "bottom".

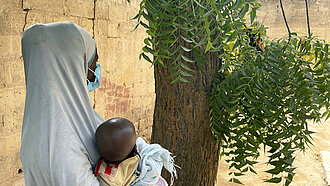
[{"left": 152, "top": 53, "right": 221, "bottom": 186}]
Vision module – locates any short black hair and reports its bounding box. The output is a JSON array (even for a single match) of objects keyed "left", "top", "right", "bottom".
[{"left": 95, "top": 117, "right": 136, "bottom": 162}]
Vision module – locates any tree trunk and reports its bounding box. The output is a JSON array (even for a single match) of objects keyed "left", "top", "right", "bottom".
[{"left": 152, "top": 53, "right": 221, "bottom": 186}]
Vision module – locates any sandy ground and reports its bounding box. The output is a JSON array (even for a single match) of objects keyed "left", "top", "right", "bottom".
[
  {"left": 5, "top": 119, "right": 329, "bottom": 186},
  {"left": 216, "top": 119, "right": 330, "bottom": 186}
]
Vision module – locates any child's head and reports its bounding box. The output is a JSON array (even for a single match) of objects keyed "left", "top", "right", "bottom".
[{"left": 95, "top": 117, "right": 136, "bottom": 163}]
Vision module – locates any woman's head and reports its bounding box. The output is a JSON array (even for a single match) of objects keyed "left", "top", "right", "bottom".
[
  {"left": 95, "top": 117, "right": 137, "bottom": 163},
  {"left": 22, "top": 22, "right": 98, "bottom": 92}
]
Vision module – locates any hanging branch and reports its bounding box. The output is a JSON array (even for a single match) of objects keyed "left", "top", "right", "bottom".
[
  {"left": 279, "top": 0, "right": 291, "bottom": 42},
  {"left": 305, "top": 0, "right": 311, "bottom": 36}
]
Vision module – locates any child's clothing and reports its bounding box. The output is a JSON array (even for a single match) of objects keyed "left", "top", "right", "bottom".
[
  {"left": 95, "top": 137, "right": 178, "bottom": 186},
  {"left": 95, "top": 155, "right": 140, "bottom": 186}
]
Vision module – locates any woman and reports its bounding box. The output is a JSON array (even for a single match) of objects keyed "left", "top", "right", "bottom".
[{"left": 20, "top": 22, "right": 103, "bottom": 185}]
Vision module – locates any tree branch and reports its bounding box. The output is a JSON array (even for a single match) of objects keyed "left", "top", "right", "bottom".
[
  {"left": 305, "top": 0, "right": 311, "bottom": 36},
  {"left": 279, "top": 0, "right": 291, "bottom": 41}
]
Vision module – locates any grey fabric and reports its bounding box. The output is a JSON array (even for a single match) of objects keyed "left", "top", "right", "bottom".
[
  {"left": 20, "top": 21, "right": 104, "bottom": 186},
  {"left": 132, "top": 138, "right": 178, "bottom": 186}
]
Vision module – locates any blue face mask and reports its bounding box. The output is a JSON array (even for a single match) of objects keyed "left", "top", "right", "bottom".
[{"left": 87, "top": 64, "right": 101, "bottom": 92}]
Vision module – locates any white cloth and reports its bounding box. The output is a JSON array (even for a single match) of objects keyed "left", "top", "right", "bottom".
[
  {"left": 20, "top": 22, "right": 104, "bottom": 186},
  {"left": 132, "top": 138, "right": 178, "bottom": 186}
]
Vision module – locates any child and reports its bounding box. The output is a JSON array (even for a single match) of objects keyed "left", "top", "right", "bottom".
[
  {"left": 95, "top": 117, "right": 140, "bottom": 186},
  {"left": 95, "top": 117, "right": 177, "bottom": 186}
]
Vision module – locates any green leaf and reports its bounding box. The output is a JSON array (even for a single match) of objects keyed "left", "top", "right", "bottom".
[
  {"left": 180, "top": 70, "right": 193, "bottom": 77},
  {"left": 262, "top": 106, "right": 272, "bottom": 115},
  {"left": 222, "top": 0, "right": 231, "bottom": 6},
  {"left": 236, "top": 84, "right": 248, "bottom": 90},
  {"left": 181, "top": 35, "right": 194, "bottom": 43},
  {"left": 243, "top": 91, "right": 258, "bottom": 103},
  {"left": 140, "top": 21, "right": 150, "bottom": 29},
  {"left": 239, "top": 4, "right": 249, "bottom": 18},
  {"left": 141, "top": 53, "right": 152, "bottom": 63},
  {"left": 232, "top": 40, "right": 240, "bottom": 51},
  {"left": 283, "top": 157, "right": 295, "bottom": 165},
  {"left": 144, "top": 38, "right": 150, "bottom": 46},
  {"left": 241, "top": 99, "right": 253, "bottom": 108},
  {"left": 205, "top": 41, "right": 213, "bottom": 53},
  {"left": 285, "top": 173, "right": 295, "bottom": 186},
  {"left": 170, "top": 76, "right": 181, "bottom": 84},
  {"left": 232, "top": 0, "right": 241, "bottom": 9},
  {"left": 193, "top": 0, "right": 205, "bottom": 9},
  {"left": 265, "top": 166, "right": 283, "bottom": 175},
  {"left": 269, "top": 151, "right": 281, "bottom": 159},
  {"left": 233, "top": 178, "right": 244, "bottom": 184},
  {"left": 268, "top": 143, "right": 280, "bottom": 153},
  {"left": 169, "top": 70, "right": 180, "bottom": 78},
  {"left": 203, "top": 9, "right": 214, "bottom": 18},
  {"left": 234, "top": 172, "right": 245, "bottom": 176},
  {"left": 250, "top": 8, "right": 257, "bottom": 24},
  {"left": 280, "top": 142, "right": 292, "bottom": 153},
  {"left": 181, "top": 45, "right": 191, "bottom": 52},
  {"left": 157, "top": 58, "right": 165, "bottom": 67},
  {"left": 246, "top": 160, "right": 258, "bottom": 165},
  {"left": 249, "top": 166, "right": 257, "bottom": 174},
  {"left": 265, "top": 177, "right": 282, "bottom": 183},
  {"left": 242, "top": 167, "right": 249, "bottom": 172},
  {"left": 142, "top": 11, "right": 153, "bottom": 23},
  {"left": 180, "top": 63, "right": 194, "bottom": 72},
  {"left": 179, "top": 76, "right": 189, "bottom": 83},
  {"left": 181, "top": 55, "right": 194, "bottom": 63},
  {"left": 264, "top": 99, "right": 276, "bottom": 109},
  {"left": 142, "top": 46, "right": 154, "bottom": 54}
]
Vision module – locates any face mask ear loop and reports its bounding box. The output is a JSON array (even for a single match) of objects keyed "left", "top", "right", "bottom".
[
  {"left": 88, "top": 68, "right": 95, "bottom": 74},
  {"left": 87, "top": 68, "right": 95, "bottom": 83}
]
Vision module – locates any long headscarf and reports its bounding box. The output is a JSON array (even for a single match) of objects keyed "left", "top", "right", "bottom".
[{"left": 20, "top": 21, "right": 104, "bottom": 186}]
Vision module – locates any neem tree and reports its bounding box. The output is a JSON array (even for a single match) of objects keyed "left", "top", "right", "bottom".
[{"left": 128, "top": 0, "right": 329, "bottom": 185}]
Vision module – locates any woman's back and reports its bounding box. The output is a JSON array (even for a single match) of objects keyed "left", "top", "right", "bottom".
[{"left": 21, "top": 22, "right": 103, "bottom": 186}]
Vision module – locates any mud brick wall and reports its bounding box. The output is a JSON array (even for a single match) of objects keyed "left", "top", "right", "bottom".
[
  {"left": 0, "top": 0, "right": 154, "bottom": 185},
  {"left": 258, "top": 0, "right": 329, "bottom": 41}
]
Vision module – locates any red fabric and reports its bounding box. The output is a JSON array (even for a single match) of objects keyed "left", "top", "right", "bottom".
[
  {"left": 104, "top": 163, "right": 120, "bottom": 175},
  {"left": 104, "top": 164, "right": 112, "bottom": 175},
  {"left": 95, "top": 158, "right": 121, "bottom": 176},
  {"left": 95, "top": 158, "right": 103, "bottom": 176}
]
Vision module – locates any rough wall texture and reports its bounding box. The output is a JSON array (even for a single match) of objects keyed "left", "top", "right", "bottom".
[
  {"left": 0, "top": 0, "right": 154, "bottom": 185},
  {"left": 258, "top": 0, "right": 330, "bottom": 41},
  {"left": 0, "top": 0, "right": 329, "bottom": 185}
]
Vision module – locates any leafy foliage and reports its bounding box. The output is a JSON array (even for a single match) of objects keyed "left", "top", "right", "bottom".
[
  {"left": 129, "top": 0, "right": 330, "bottom": 185},
  {"left": 133, "top": 0, "right": 260, "bottom": 84},
  {"left": 210, "top": 35, "right": 329, "bottom": 185}
]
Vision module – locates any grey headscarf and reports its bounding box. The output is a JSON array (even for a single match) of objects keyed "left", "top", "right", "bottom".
[{"left": 20, "top": 21, "right": 104, "bottom": 186}]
